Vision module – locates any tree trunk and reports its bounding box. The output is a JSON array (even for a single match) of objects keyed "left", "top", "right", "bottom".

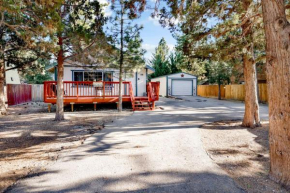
[
  {"left": 218, "top": 83, "right": 221, "bottom": 100},
  {"left": 261, "top": 0, "right": 290, "bottom": 188},
  {"left": 118, "top": 67, "right": 123, "bottom": 112},
  {"left": 55, "top": 36, "right": 64, "bottom": 121},
  {"left": 241, "top": 0, "right": 261, "bottom": 128},
  {"left": 242, "top": 54, "right": 261, "bottom": 128},
  {"left": 118, "top": 2, "right": 124, "bottom": 112},
  {"left": 0, "top": 62, "right": 6, "bottom": 115}
]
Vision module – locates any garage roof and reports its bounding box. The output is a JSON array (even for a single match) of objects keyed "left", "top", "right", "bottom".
[{"left": 151, "top": 72, "right": 197, "bottom": 79}]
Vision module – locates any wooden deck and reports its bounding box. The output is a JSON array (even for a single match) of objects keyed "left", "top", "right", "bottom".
[{"left": 44, "top": 81, "right": 160, "bottom": 111}]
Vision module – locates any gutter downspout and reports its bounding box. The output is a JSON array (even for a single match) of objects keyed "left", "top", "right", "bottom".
[{"left": 135, "top": 71, "right": 138, "bottom": 96}]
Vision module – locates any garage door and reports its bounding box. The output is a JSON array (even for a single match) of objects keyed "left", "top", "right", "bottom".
[{"left": 172, "top": 80, "right": 193, "bottom": 96}]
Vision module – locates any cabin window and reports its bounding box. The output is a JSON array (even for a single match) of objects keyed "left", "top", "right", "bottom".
[
  {"left": 74, "top": 71, "right": 83, "bottom": 81},
  {"left": 84, "top": 72, "right": 102, "bottom": 81},
  {"left": 73, "top": 71, "right": 105, "bottom": 81},
  {"left": 104, "top": 72, "right": 113, "bottom": 81}
]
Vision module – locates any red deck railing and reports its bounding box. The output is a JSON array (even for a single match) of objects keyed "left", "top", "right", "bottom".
[
  {"left": 44, "top": 81, "right": 132, "bottom": 103},
  {"left": 147, "top": 82, "right": 160, "bottom": 102},
  {"left": 44, "top": 81, "right": 160, "bottom": 108}
]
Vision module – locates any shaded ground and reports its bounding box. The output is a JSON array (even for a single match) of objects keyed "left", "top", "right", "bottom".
[
  {"left": 0, "top": 103, "right": 132, "bottom": 192},
  {"left": 200, "top": 121, "right": 288, "bottom": 193},
  {"left": 7, "top": 96, "right": 270, "bottom": 193}
]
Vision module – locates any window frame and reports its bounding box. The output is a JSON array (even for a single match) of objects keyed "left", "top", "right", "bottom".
[
  {"left": 83, "top": 71, "right": 103, "bottom": 82},
  {"left": 72, "top": 70, "right": 115, "bottom": 82},
  {"left": 73, "top": 71, "right": 84, "bottom": 82}
]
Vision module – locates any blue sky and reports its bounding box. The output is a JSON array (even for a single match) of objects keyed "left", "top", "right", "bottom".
[
  {"left": 137, "top": 9, "right": 177, "bottom": 61},
  {"left": 101, "top": 0, "right": 177, "bottom": 62}
]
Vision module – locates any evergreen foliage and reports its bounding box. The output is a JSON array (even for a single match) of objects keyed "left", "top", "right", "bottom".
[
  {"left": 55, "top": 0, "right": 107, "bottom": 63},
  {"left": 150, "top": 54, "right": 170, "bottom": 79},
  {"left": 168, "top": 52, "right": 182, "bottom": 74},
  {"left": 207, "top": 61, "right": 232, "bottom": 86},
  {"left": 155, "top": 38, "right": 169, "bottom": 62},
  {"left": 0, "top": 0, "right": 61, "bottom": 115},
  {"left": 160, "top": 0, "right": 265, "bottom": 83},
  {"left": 22, "top": 59, "right": 53, "bottom": 84},
  {"left": 149, "top": 37, "right": 184, "bottom": 78},
  {"left": 108, "top": 0, "right": 146, "bottom": 111},
  {"left": 54, "top": 0, "right": 107, "bottom": 121}
]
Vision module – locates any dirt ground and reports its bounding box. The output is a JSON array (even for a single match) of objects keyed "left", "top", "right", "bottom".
[
  {"left": 0, "top": 102, "right": 132, "bottom": 192},
  {"left": 200, "top": 121, "right": 288, "bottom": 193}
]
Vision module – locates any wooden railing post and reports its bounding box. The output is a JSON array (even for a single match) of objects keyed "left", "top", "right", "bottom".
[
  {"left": 77, "top": 82, "right": 79, "bottom": 98},
  {"left": 103, "top": 81, "right": 105, "bottom": 98},
  {"left": 128, "top": 82, "right": 135, "bottom": 110}
]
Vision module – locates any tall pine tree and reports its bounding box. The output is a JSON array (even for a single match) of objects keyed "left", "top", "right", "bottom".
[
  {"left": 54, "top": 0, "right": 106, "bottom": 121},
  {"left": 261, "top": 0, "right": 290, "bottom": 188},
  {"left": 162, "top": 0, "right": 264, "bottom": 128},
  {"left": 108, "top": 0, "right": 146, "bottom": 112},
  {"left": 0, "top": 0, "right": 61, "bottom": 115},
  {"left": 149, "top": 38, "right": 171, "bottom": 78}
]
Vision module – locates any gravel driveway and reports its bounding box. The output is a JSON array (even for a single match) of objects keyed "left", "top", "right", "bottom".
[{"left": 8, "top": 96, "right": 269, "bottom": 193}]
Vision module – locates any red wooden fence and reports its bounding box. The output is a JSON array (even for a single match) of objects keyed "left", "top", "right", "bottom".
[{"left": 7, "top": 84, "right": 32, "bottom": 106}]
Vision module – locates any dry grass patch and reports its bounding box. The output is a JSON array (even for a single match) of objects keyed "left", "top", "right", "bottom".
[{"left": 200, "top": 121, "right": 288, "bottom": 193}]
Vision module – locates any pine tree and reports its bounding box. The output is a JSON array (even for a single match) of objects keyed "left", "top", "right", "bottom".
[
  {"left": 155, "top": 37, "right": 169, "bottom": 62},
  {"left": 207, "top": 61, "right": 232, "bottom": 100},
  {"left": 53, "top": 0, "right": 106, "bottom": 121},
  {"left": 150, "top": 54, "right": 170, "bottom": 79},
  {"left": 261, "top": 0, "right": 290, "bottom": 188},
  {"left": 108, "top": 0, "right": 146, "bottom": 112},
  {"left": 22, "top": 58, "right": 53, "bottom": 84},
  {"left": 162, "top": 0, "right": 264, "bottom": 128},
  {"left": 149, "top": 38, "right": 171, "bottom": 78},
  {"left": 0, "top": 0, "right": 61, "bottom": 115},
  {"left": 168, "top": 52, "right": 182, "bottom": 74}
]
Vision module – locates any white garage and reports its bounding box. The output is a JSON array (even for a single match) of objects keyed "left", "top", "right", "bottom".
[{"left": 151, "top": 72, "right": 197, "bottom": 97}]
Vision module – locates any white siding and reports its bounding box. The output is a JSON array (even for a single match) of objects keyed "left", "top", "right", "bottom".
[
  {"left": 151, "top": 76, "right": 166, "bottom": 97},
  {"left": 137, "top": 68, "right": 147, "bottom": 96},
  {"left": 63, "top": 64, "right": 149, "bottom": 97},
  {"left": 114, "top": 69, "right": 147, "bottom": 97},
  {"left": 114, "top": 71, "right": 137, "bottom": 96},
  {"left": 168, "top": 73, "right": 196, "bottom": 79},
  {"left": 63, "top": 66, "right": 74, "bottom": 81},
  {"left": 193, "top": 78, "right": 197, "bottom": 96},
  {"left": 151, "top": 73, "right": 197, "bottom": 97},
  {"left": 5, "top": 64, "right": 20, "bottom": 84}
]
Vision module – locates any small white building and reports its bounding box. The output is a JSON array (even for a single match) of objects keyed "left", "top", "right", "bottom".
[
  {"left": 5, "top": 64, "right": 21, "bottom": 84},
  {"left": 151, "top": 72, "right": 197, "bottom": 97},
  {"left": 48, "top": 61, "right": 155, "bottom": 97}
]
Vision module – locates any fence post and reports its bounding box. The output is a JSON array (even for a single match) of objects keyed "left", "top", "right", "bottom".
[{"left": 43, "top": 83, "right": 46, "bottom": 102}]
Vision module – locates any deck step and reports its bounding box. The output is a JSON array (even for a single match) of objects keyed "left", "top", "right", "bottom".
[
  {"left": 131, "top": 96, "right": 155, "bottom": 111},
  {"left": 133, "top": 100, "right": 153, "bottom": 111}
]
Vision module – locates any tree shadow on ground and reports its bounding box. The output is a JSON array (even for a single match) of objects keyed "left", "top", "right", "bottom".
[
  {"left": 3, "top": 97, "right": 270, "bottom": 192},
  {"left": 59, "top": 97, "right": 268, "bottom": 163},
  {"left": 8, "top": 170, "right": 244, "bottom": 193},
  {"left": 0, "top": 105, "right": 132, "bottom": 192}
]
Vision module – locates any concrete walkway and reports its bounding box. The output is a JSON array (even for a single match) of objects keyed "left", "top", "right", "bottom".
[{"left": 9, "top": 97, "right": 269, "bottom": 193}]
